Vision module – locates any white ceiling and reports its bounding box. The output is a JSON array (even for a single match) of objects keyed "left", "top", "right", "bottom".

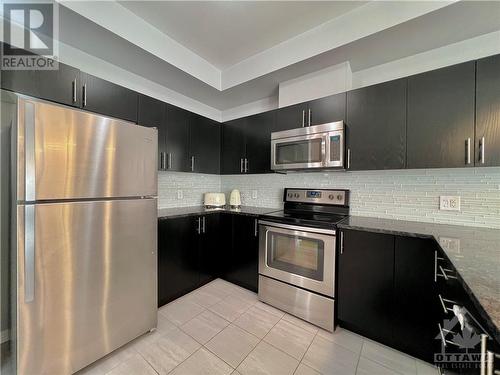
[
  {"left": 54, "top": 1, "right": 500, "bottom": 121},
  {"left": 118, "top": 1, "right": 367, "bottom": 70}
]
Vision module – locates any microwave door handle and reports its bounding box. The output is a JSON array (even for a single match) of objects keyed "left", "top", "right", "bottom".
[{"left": 322, "top": 135, "right": 328, "bottom": 167}]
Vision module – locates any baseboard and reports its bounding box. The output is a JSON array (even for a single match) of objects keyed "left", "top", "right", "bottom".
[{"left": 1, "top": 329, "right": 10, "bottom": 344}]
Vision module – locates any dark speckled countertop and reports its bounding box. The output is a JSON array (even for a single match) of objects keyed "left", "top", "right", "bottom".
[
  {"left": 158, "top": 206, "right": 280, "bottom": 219},
  {"left": 338, "top": 216, "right": 500, "bottom": 342}
]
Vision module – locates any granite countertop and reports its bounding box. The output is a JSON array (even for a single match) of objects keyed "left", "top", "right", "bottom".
[
  {"left": 338, "top": 216, "right": 500, "bottom": 342},
  {"left": 158, "top": 206, "right": 280, "bottom": 219}
]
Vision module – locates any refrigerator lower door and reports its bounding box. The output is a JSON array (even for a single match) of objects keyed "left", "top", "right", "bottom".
[{"left": 15, "top": 198, "right": 157, "bottom": 375}]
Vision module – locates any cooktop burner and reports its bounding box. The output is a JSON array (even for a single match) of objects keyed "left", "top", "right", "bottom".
[{"left": 260, "top": 188, "right": 350, "bottom": 229}]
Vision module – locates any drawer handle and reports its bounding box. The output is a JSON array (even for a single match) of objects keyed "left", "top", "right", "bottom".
[
  {"left": 437, "top": 265, "right": 457, "bottom": 280},
  {"left": 438, "top": 323, "right": 460, "bottom": 348},
  {"left": 438, "top": 294, "right": 457, "bottom": 314}
]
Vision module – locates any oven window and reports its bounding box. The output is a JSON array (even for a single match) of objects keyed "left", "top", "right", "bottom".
[
  {"left": 266, "top": 231, "right": 324, "bottom": 281},
  {"left": 275, "top": 138, "right": 322, "bottom": 165}
]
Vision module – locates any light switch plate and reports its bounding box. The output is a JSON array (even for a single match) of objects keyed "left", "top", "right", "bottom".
[
  {"left": 177, "top": 190, "right": 183, "bottom": 200},
  {"left": 440, "top": 196, "right": 460, "bottom": 211}
]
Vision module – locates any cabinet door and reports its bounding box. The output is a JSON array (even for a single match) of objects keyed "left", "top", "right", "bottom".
[
  {"left": 198, "top": 214, "right": 221, "bottom": 286},
  {"left": 338, "top": 229, "right": 394, "bottom": 345},
  {"left": 407, "top": 62, "right": 475, "bottom": 169},
  {"left": 165, "top": 104, "right": 191, "bottom": 172},
  {"left": 346, "top": 79, "right": 407, "bottom": 170},
  {"left": 307, "top": 92, "right": 346, "bottom": 126},
  {"left": 245, "top": 110, "right": 275, "bottom": 174},
  {"left": 394, "top": 237, "right": 437, "bottom": 362},
  {"left": 275, "top": 102, "right": 307, "bottom": 132},
  {"left": 227, "top": 215, "right": 259, "bottom": 292},
  {"left": 476, "top": 54, "right": 500, "bottom": 166},
  {"left": 221, "top": 118, "right": 246, "bottom": 174},
  {"left": 158, "top": 217, "right": 199, "bottom": 306},
  {"left": 138, "top": 94, "right": 167, "bottom": 170},
  {"left": 80, "top": 73, "right": 138, "bottom": 123},
  {"left": 38, "top": 62, "right": 80, "bottom": 107},
  {"left": 190, "top": 115, "right": 221, "bottom": 174}
]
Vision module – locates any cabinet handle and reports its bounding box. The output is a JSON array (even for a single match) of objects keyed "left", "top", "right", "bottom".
[
  {"left": 159, "top": 152, "right": 165, "bottom": 170},
  {"left": 197, "top": 217, "right": 201, "bottom": 234},
  {"left": 72, "top": 78, "right": 77, "bottom": 103},
  {"left": 302, "top": 110, "right": 305, "bottom": 127},
  {"left": 191, "top": 156, "right": 195, "bottom": 172},
  {"left": 240, "top": 158, "right": 244, "bottom": 173},
  {"left": 438, "top": 294, "right": 457, "bottom": 314},
  {"left": 308, "top": 108, "right": 312, "bottom": 126},
  {"left": 438, "top": 323, "right": 460, "bottom": 348},
  {"left": 168, "top": 153, "right": 172, "bottom": 170},
  {"left": 466, "top": 138, "right": 471, "bottom": 165},
  {"left": 481, "top": 334, "right": 488, "bottom": 375},
  {"left": 340, "top": 231, "right": 344, "bottom": 254},
  {"left": 480, "top": 136, "right": 485, "bottom": 164},
  {"left": 254, "top": 219, "right": 258, "bottom": 237},
  {"left": 245, "top": 158, "right": 249, "bottom": 173},
  {"left": 202, "top": 216, "right": 206, "bottom": 234},
  {"left": 346, "top": 149, "right": 351, "bottom": 169},
  {"left": 82, "top": 83, "right": 87, "bottom": 107}
]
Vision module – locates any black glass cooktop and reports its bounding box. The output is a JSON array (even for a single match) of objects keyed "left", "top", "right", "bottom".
[{"left": 260, "top": 210, "right": 348, "bottom": 229}]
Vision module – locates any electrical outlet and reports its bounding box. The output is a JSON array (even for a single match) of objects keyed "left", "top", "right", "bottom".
[
  {"left": 177, "top": 190, "right": 183, "bottom": 200},
  {"left": 440, "top": 196, "right": 460, "bottom": 211},
  {"left": 252, "top": 190, "right": 258, "bottom": 199},
  {"left": 439, "top": 237, "right": 461, "bottom": 253}
]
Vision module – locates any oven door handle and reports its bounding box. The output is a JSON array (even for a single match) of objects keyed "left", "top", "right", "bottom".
[{"left": 258, "top": 220, "right": 336, "bottom": 236}]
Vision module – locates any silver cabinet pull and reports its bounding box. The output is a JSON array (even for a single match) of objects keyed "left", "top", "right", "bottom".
[
  {"left": 347, "top": 149, "right": 351, "bottom": 169},
  {"left": 82, "top": 83, "right": 87, "bottom": 107},
  {"left": 481, "top": 334, "right": 488, "bottom": 375},
  {"left": 308, "top": 108, "right": 312, "bottom": 126},
  {"left": 434, "top": 250, "right": 438, "bottom": 282},
  {"left": 160, "top": 152, "right": 165, "bottom": 170},
  {"left": 480, "top": 136, "right": 486, "bottom": 164},
  {"left": 466, "top": 138, "right": 471, "bottom": 165},
  {"left": 245, "top": 158, "right": 249, "bottom": 173},
  {"left": 254, "top": 219, "right": 258, "bottom": 237},
  {"left": 437, "top": 265, "right": 457, "bottom": 280},
  {"left": 240, "top": 158, "right": 244, "bottom": 173},
  {"left": 191, "top": 156, "right": 195, "bottom": 172},
  {"left": 302, "top": 110, "right": 305, "bottom": 127},
  {"left": 202, "top": 216, "right": 206, "bottom": 234},
  {"left": 168, "top": 153, "right": 172, "bottom": 170},
  {"left": 24, "top": 205, "right": 35, "bottom": 303},
  {"left": 438, "top": 294, "right": 457, "bottom": 314},
  {"left": 197, "top": 217, "right": 201, "bottom": 234},
  {"left": 340, "top": 231, "right": 344, "bottom": 254},
  {"left": 438, "top": 323, "right": 460, "bottom": 347},
  {"left": 72, "top": 78, "right": 77, "bottom": 103}
]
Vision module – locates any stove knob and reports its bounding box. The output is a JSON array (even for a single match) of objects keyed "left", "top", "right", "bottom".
[
  {"left": 329, "top": 194, "right": 334, "bottom": 200},
  {"left": 294, "top": 193, "right": 299, "bottom": 198},
  {"left": 337, "top": 194, "right": 343, "bottom": 201}
]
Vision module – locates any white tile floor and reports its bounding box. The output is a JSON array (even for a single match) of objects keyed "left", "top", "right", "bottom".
[{"left": 77, "top": 279, "right": 439, "bottom": 375}]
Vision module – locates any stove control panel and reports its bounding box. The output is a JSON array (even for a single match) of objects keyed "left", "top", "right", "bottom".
[{"left": 284, "top": 189, "right": 348, "bottom": 206}]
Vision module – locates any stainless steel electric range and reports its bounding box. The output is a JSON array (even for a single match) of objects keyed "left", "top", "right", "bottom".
[{"left": 258, "top": 188, "right": 349, "bottom": 332}]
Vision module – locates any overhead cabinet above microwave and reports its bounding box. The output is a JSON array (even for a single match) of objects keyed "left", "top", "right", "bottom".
[{"left": 271, "top": 121, "right": 345, "bottom": 171}]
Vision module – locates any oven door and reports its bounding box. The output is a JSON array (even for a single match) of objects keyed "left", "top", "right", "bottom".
[
  {"left": 271, "top": 134, "right": 326, "bottom": 170},
  {"left": 259, "top": 220, "right": 335, "bottom": 297}
]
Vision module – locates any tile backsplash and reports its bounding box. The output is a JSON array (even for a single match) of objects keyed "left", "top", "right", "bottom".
[{"left": 159, "top": 168, "right": 500, "bottom": 229}]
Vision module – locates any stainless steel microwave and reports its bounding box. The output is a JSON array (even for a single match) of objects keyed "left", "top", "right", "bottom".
[{"left": 270, "top": 121, "right": 345, "bottom": 171}]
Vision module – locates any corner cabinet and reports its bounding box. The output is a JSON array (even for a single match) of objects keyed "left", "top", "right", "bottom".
[
  {"left": 407, "top": 62, "right": 476, "bottom": 169},
  {"left": 190, "top": 114, "right": 221, "bottom": 174},
  {"left": 346, "top": 79, "right": 406, "bottom": 170},
  {"left": 476, "top": 54, "right": 500, "bottom": 167}
]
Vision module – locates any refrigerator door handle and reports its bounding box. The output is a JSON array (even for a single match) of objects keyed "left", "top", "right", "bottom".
[
  {"left": 24, "top": 205, "right": 35, "bottom": 303},
  {"left": 25, "top": 101, "right": 36, "bottom": 201}
]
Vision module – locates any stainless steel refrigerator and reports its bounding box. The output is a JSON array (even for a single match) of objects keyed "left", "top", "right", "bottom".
[{"left": 2, "top": 91, "right": 158, "bottom": 374}]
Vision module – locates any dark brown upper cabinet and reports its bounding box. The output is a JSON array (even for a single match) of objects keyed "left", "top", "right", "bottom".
[
  {"left": 245, "top": 110, "right": 275, "bottom": 174},
  {"left": 80, "top": 72, "right": 138, "bottom": 123},
  {"left": 407, "top": 62, "right": 475, "bottom": 169},
  {"left": 275, "top": 93, "right": 345, "bottom": 132},
  {"left": 476, "top": 54, "right": 500, "bottom": 167},
  {"left": 189, "top": 114, "right": 221, "bottom": 174},
  {"left": 221, "top": 117, "right": 247, "bottom": 174},
  {"left": 165, "top": 104, "right": 191, "bottom": 172},
  {"left": 138, "top": 94, "right": 167, "bottom": 170},
  {"left": 346, "top": 79, "right": 407, "bottom": 171}
]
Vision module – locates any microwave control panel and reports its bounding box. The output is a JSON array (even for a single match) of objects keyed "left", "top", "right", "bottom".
[{"left": 284, "top": 189, "right": 348, "bottom": 206}]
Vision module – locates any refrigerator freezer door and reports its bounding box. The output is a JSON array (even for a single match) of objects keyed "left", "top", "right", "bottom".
[
  {"left": 16, "top": 198, "right": 157, "bottom": 375},
  {"left": 16, "top": 97, "right": 157, "bottom": 201}
]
